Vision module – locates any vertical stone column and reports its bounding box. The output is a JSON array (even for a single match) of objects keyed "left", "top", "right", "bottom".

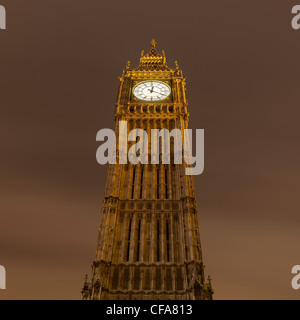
[
  {"left": 169, "top": 212, "right": 174, "bottom": 263},
  {"left": 96, "top": 208, "right": 108, "bottom": 261},
  {"left": 186, "top": 208, "right": 194, "bottom": 261},
  {"left": 107, "top": 208, "right": 117, "bottom": 261},
  {"left": 181, "top": 78, "right": 187, "bottom": 105},
  {"left": 118, "top": 213, "right": 126, "bottom": 263},
  {"left": 145, "top": 118, "right": 150, "bottom": 200},
  {"left": 129, "top": 212, "right": 136, "bottom": 263},
  {"left": 111, "top": 213, "right": 121, "bottom": 263},
  {"left": 140, "top": 212, "right": 145, "bottom": 264},
  {"left": 104, "top": 164, "right": 113, "bottom": 197},
  {"left": 150, "top": 211, "right": 154, "bottom": 264}
]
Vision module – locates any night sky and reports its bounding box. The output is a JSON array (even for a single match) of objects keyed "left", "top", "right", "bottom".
[{"left": 0, "top": 0, "right": 300, "bottom": 299}]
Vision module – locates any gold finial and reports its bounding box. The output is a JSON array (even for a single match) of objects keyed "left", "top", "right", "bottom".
[
  {"left": 126, "top": 60, "right": 131, "bottom": 69},
  {"left": 175, "top": 61, "right": 179, "bottom": 70},
  {"left": 141, "top": 50, "right": 144, "bottom": 57},
  {"left": 151, "top": 39, "right": 157, "bottom": 48},
  {"left": 162, "top": 50, "right": 166, "bottom": 63}
]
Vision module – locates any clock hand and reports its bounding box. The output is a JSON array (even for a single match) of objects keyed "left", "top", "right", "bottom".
[{"left": 152, "top": 89, "right": 167, "bottom": 96}]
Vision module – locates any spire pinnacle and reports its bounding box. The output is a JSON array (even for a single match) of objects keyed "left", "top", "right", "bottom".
[
  {"left": 207, "top": 275, "right": 212, "bottom": 287},
  {"left": 150, "top": 39, "right": 157, "bottom": 48},
  {"left": 134, "top": 39, "right": 170, "bottom": 71}
]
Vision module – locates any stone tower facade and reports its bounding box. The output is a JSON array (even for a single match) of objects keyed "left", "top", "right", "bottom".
[{"left": 82, "top": 40, "right": 213, "bottom": 300}]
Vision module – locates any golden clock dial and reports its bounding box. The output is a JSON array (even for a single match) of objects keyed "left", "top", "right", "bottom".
[{"left": 133, "top": 81, "right": 171, "bottom": 101}]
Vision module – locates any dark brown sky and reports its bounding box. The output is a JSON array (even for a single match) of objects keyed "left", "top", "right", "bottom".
[{"left": 0, "top": 0, "right": 300, "bottom": 300}]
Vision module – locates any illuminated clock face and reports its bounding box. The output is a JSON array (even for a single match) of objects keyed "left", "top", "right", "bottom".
[{"left": 133, "top": 81, "right": 171, "bottom": 101}]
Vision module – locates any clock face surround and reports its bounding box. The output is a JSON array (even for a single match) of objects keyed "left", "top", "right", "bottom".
[{"left": 133, "top": 81, "right": 171, "bottom": 101}]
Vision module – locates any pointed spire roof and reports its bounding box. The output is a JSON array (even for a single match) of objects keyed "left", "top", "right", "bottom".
[{"left": 135, "top": 39, "right": 170, "bottom": 71}]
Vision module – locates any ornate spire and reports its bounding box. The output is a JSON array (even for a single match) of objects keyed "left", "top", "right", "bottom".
[
  {"left": 150, "top": 38, "right": 157, "bottom": 48},
  {"left": 135, "top": 39, "right": 170, "bottom": 71},
  {"left": 207, "top": 275, "right": 214, "bottom": 293},
  {"left": 83, "top": 274, "right": 89, "bottom": 286}
]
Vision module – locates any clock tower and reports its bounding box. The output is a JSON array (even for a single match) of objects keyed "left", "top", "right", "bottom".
[{"left": 82, "top": 39, "right": 213, "bottom": 300}]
